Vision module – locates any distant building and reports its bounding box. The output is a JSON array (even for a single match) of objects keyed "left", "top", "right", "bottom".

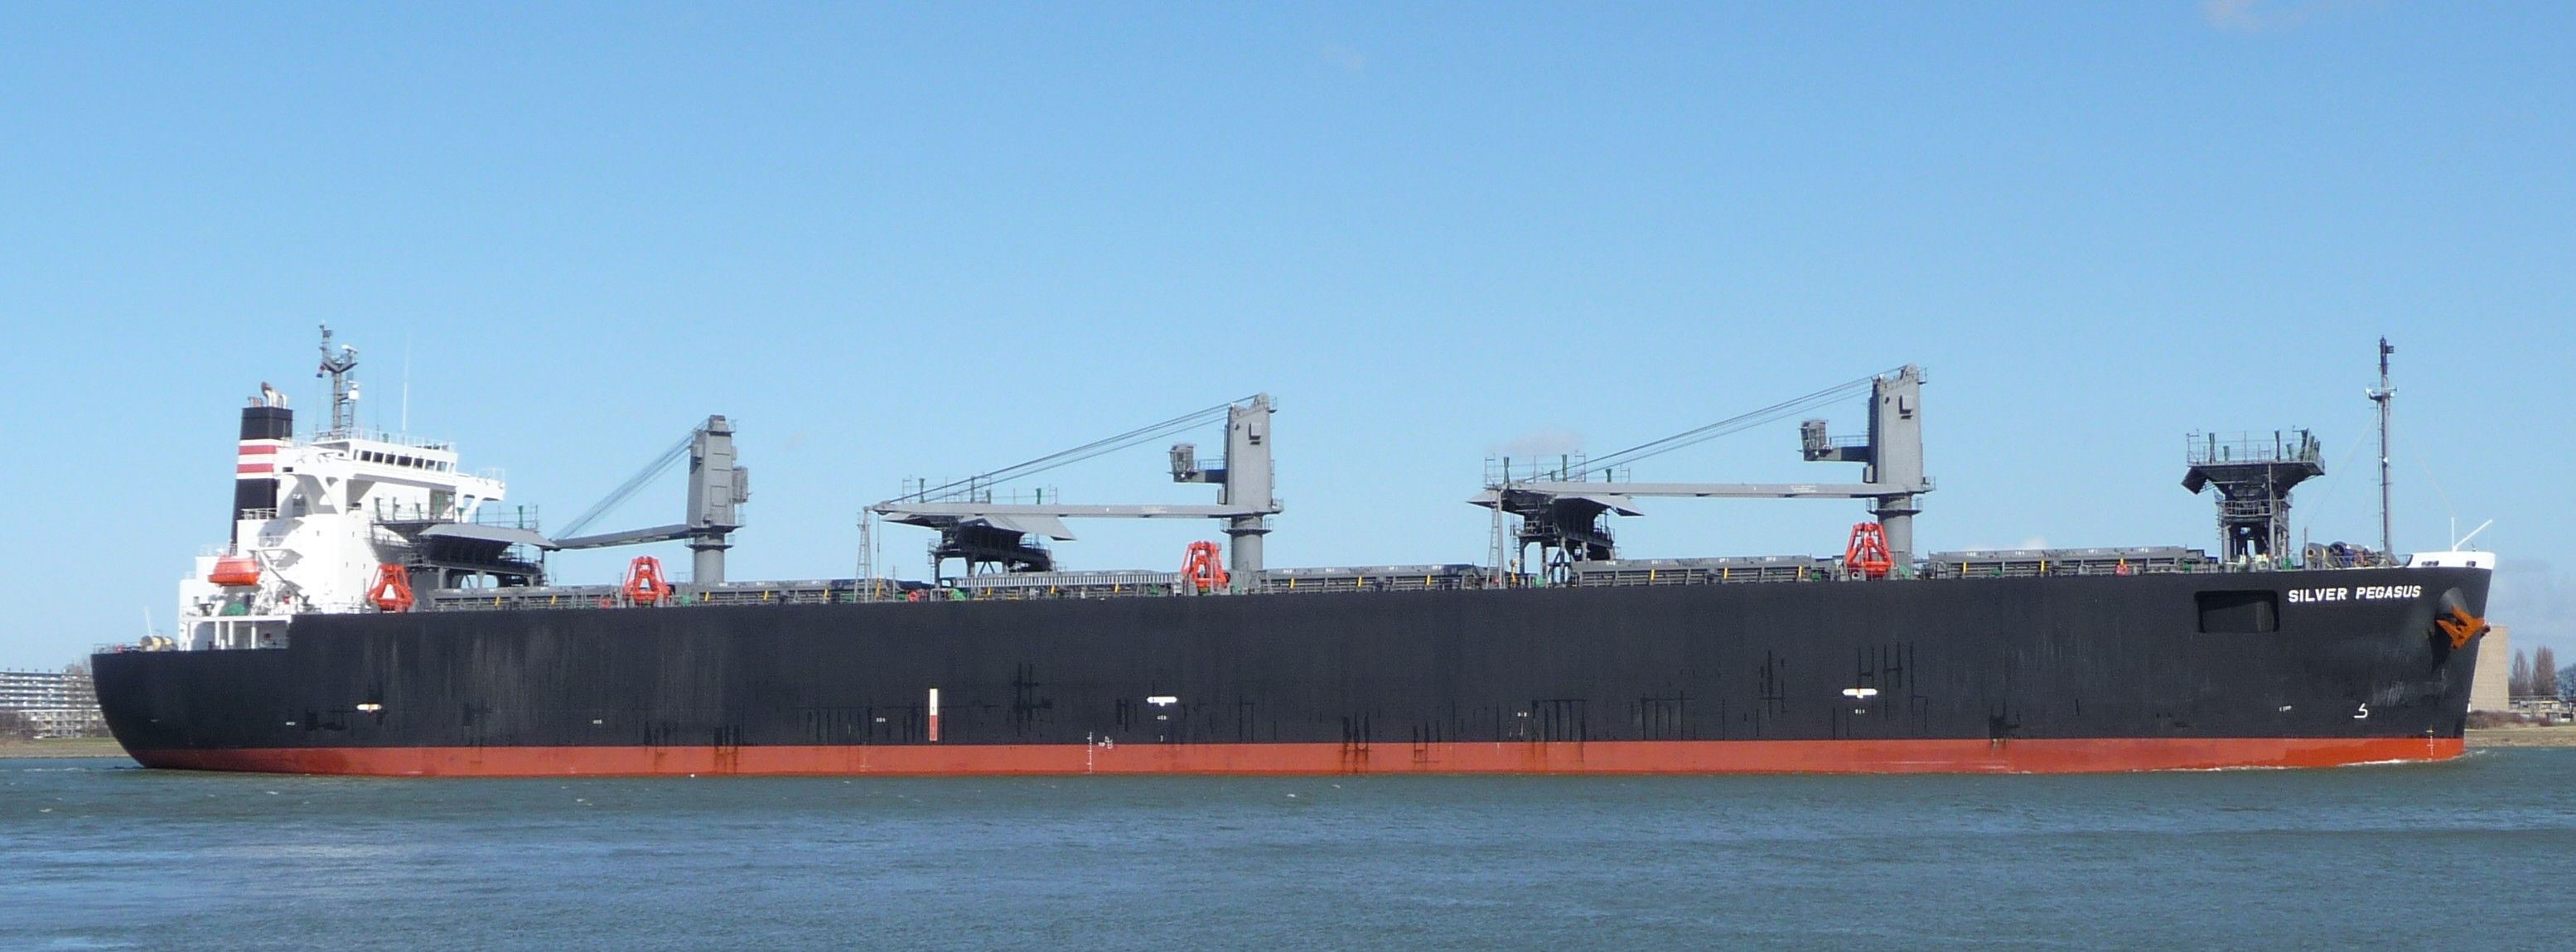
[
  {"left": 2471, "top": 625, "right": 2512, "bottom": 713},
  {"left": 0, "top": 668, "right": 105, "bottom": 737}
]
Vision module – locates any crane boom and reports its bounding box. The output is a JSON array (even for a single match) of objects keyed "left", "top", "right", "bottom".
[{"left": 558, "top": 433, "right": 694, "bottom": 539}]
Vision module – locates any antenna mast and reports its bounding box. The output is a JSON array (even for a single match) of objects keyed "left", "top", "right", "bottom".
[
  {"left": 317, "top": 324, "right": 360, "bottom": 436},
  {"left": 2366, "top": 337, "right": 2395, "bottom": 555}
]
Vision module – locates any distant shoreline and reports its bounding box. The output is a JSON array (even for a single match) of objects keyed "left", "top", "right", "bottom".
[
  {"left": 7, "top": 731, "right": 2569, "bottom": 764},
  {"left": 2465, "top": 725, "right": 2576, "bottom": 748},
  {"left": 0, "top": 737, "right": 127, "bottom": 759}
]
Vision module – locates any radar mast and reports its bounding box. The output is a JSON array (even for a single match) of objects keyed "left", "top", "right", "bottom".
[
  {"left": 317, "top": 324, "right": 360, "bottom": 437},
  {"left": 2367, "top": 337, "right": 2395, "bottom": 555}
]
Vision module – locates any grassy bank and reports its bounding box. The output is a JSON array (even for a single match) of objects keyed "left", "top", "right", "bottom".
[
  {"left": 2466, "top": 725, "right": 2576, "bottom": 748},
  {"left": 0, "top": 737, "right": 128, "bottom": 759}
]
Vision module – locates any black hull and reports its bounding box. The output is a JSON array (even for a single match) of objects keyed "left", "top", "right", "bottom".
[{"left": 93, "top": 568, "right": 2490, "bottom": 775}]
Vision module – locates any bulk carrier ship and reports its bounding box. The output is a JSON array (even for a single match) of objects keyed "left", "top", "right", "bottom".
[{"left": 92, "top": 331, "right": 2495, "bottom": 776}]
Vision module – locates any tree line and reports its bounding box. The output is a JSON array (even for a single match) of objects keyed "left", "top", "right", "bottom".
[{"left": 2507, "top": 646, "right": 2576, "bottom": 699}]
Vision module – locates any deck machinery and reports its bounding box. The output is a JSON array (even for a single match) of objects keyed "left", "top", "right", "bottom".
[
  {"left": 868, "top": 395, "right": 1280, "bottom": 584},
  {"left": 1476, "top": 366, "right": 1932, "bottom": 582},
  {"left": 550, "top": 417, "right": 751, "bottom": 583},
  {"left": 2182, "top": 429, "right": 2323, "bottom": 565}
]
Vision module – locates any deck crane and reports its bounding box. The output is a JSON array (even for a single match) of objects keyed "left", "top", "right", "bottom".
[
  {"left": 1474, "top": 366, "right": 1931, "bottom": 581},
  {"left": 549, "top": 416, "right": 751, "bottom": 583},
  {"left": 870, "top": 394, "right": 1280, "bottom": 584}
]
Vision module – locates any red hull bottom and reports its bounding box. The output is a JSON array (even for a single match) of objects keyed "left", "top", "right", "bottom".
[{"left": 124, "top": 737, "right": 2465, "bottom": 777}]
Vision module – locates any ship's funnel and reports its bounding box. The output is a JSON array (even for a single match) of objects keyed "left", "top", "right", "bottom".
[{"left": 233, "top": 399, "right": 293, "bottom": 539}]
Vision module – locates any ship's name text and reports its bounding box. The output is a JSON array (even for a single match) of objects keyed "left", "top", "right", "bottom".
[{"left": 2285, "top": 585, "right": 2422, "bottom": 604}]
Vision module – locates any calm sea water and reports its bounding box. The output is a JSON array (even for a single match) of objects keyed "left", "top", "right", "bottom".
[{"left": 7, "top": 751, "right": 2575, "bottom": 950}]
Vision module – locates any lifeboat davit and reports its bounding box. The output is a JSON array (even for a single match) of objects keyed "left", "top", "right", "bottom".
[{"left": 208, "top": 555, "right": 261, "bottom": 587}]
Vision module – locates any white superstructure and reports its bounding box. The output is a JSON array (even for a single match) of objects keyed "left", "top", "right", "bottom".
[{"left": 176, "top": 328, "right": 541, "bottom": 650}]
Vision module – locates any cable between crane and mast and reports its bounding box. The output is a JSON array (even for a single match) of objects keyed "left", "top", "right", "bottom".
[
  {"left": 893, "top": 395, "right": 1255, "bottom": 503},
  {"left": 1550, "top": 367, "right": 1902, "bottom": 480},
  {"left": 558, "top": 431, "right": 696, "bottom": 539}
]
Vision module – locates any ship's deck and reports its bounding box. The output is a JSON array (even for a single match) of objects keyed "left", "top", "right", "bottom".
[{"left": 415, "top": 545, "right": 2244, "bottom": 611}]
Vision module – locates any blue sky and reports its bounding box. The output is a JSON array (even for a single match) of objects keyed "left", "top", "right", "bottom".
[{"left": 2, "top": 2, "right": 2570, "bottom": 669}]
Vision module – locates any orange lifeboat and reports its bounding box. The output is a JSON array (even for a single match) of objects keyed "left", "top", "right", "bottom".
[{"left": 209, "top": 555, "right": 262, "bottom": 587}]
